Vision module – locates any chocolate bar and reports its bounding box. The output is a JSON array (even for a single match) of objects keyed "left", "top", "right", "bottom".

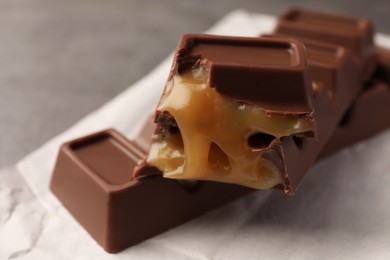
[
  {"left": 50, "top": 8, "right": 387, "bottom": 253},
  {"left": 144, "top": 35, "right": 317, "bottom": 193},
  {"left": 50, "top": 48, "right": 390, "bottom": 254},
  {"left": 50, "top": 74, "right": 390, "bottom": 252},
  {"left": 142, "top": 18, "right": 373, "bottom": 194}
]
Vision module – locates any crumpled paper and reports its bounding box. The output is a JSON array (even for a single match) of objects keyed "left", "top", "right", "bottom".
[{"left": 1, "top": 10, "right": 390, "bottom": 260}]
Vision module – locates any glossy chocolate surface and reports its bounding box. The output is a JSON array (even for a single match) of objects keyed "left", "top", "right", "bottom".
[
  {"left": 275, "top": 7, "right": 375, "bottom": 68},
  {"left": 51, "top": 129, "right": 251, "bottom": 253},
  {"left": 175, "top": 34, "right": 313, "bottom": 113}
]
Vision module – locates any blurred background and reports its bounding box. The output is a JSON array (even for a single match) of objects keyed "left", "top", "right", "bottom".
[{"left": 1, "top": 0, "right": 389, "bottom": 168}]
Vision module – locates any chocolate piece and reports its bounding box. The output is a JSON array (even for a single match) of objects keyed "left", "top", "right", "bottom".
[
  {"left": 144, "top": 30, "right": 368, "bottom": 193},
  {"left": 263, "top": 34, "right": 359, "bottom": 98},
  {"left": 275, "top": 7, "right": 375, "bottom": 77},
  {"left": 175, "top": 35, "right": 313, "bottom": 113},
  {"left": 50, "top": 8, "right": 386, "bottom": 254},
  {"left": 50, "top": 129, "right": 251, "bottom": 253},
  {"left": 261, "top": 26, "right": 373, "bottom": 189},
  {"left": 146, "top": 35, "right": 317, "bottom": 192},
  {"left": 275, "top": 55, "right": 361, "bottom": 190},
  {"left": 263, "top": 42, "right": 389, "bottom": 158}
]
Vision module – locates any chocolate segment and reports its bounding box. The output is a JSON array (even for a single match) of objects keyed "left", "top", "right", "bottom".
[
  {"left": 176, "top": 35, "right": 314, "bottom": 113},
  {"left": 322, "top": 77, "right": 390, "bottom": 155},
  {"left": 145, "top": 27, "right": 370, "bottom": 193},
  {"left": 332, "top": 47, "right": 390, "bottom": 148},
  {"left": 146, "top": 35, "right": 316, "bottom": 191},
  {"left": 50, "top": 129, "right": 251, "bottom": 253},
  {"left": 265, "top": 34, "right": 358, "bottom": 98},
  {"left": 275, "top": 7, "right": 375, "bottom": 76},
  {"left": 262, "top": 26, "right": 368, "bottom": 190}
]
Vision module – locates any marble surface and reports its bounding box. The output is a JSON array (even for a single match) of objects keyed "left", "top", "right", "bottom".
[{"left": 1, "top": 0, "right": 390, "bottom": 167}]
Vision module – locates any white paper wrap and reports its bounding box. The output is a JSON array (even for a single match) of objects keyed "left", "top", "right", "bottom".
[{"left": 1, "top": 10, "right": 390, "bottom": 259}]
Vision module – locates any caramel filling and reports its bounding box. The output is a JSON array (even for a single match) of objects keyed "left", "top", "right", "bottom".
[{"left": 147, "top": 68, "right": 314, "bottom": 189}]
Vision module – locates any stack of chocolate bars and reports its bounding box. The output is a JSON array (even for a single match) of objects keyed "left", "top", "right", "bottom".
[{"left": 50, "top": 8, "right": 390, "bottom": 253}]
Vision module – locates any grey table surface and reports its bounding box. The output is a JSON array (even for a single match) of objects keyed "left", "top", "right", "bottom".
[{"left": 1, "top": 0, "right": 390, "bottom": 168}]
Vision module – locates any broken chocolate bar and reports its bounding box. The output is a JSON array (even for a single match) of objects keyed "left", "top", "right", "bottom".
[
  {"left": 50, "top": 75, "right": 390, "bottom": 252},
  {"left": 143, "top": 27, "right": 371, "bottom": 193},
  {"left": 145, "top": 35, "right": 316, "bottom": 192},
  {"left": 50, "top": 8, "right": 388, "bottom": 254}
]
